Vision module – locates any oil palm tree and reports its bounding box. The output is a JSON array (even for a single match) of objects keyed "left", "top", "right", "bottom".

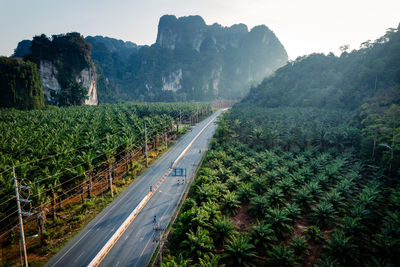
[
  {"left": 211, "top": 217, "right": 235, "bottom": 248},
  {"left": 249, "top": 195, "right": 269, "bottom": 219},
  {"left": 194, "top": 183, "right": 218, "bottom": 204},
  {"left": 277, "top": 178, "right": 295, "bottom": 199},
  {"left": 251, "top": 176, "right": 269, "bottom": 195},
  {"left": 266, "top": 244, "right": 296, "bottom": 267},
  {"left": 284, "top": 202, "right": 301, "bottom": 220},
  {"left": 237, "top": 183, "right": 255, "bottom": 203},
  {"left": 306, "top": 181, "right": 322, "bottom": 201},
  {"left": 222, "top": 235, "right": 256, "bottom": 267},
  {"left": 226, "top": 175, "right": 241, "bottom": 191},
  {"left": 323, "top": 189, "right": 344, "bottom": 212},
  {"left": 251, "top": 221, "right": 277, "bottom": 251},
  {"left": 312, "top": 201, "right": 337, "bottom": 229},
  {"left": 182, "top": 227, "right": 214, "bottom": 262},
  {"left": 264, "top": 208, "right": 292, "bottom": 238},
  {"left": 323, "top": 230, "right": 356, "bottom": 266},
  {"left": 222, "top": 192, "right": 240, "bottom": 215},
  {"left": 265, "top": 188, "right": 285, "bottom": 208},
  {"left": 290, "top": 235, "right": 308, "bottom": 258},
  {"left": 294, "top": 187, "right": 315, "bottom": 212},
  {"left": 197, "top": 254, "right": 223, "bottom": 267},
  {"left": 304, "top": 225, "right": 324, "bottom": 244}
]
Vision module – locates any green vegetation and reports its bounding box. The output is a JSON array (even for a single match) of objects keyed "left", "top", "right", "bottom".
[
  {"left": 164, "top": 108, "right": 399, "bottom": 265},
  {"left": 0, "top": 56, "right": 44, "bottom": 109},
  {"left": 25, "top": 32, "right": 93, "bottom": 106},
  {"left": 244, "top": 25, "right": 400, "bottom": 110},
  {"left": 163, "top": 25, "right": 400, "bottom": 266},
  {"left": 0, "top": 102, "right": 211, "bottom": 222}
]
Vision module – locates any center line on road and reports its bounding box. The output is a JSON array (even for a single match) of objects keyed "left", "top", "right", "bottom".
[{"left": 74, "top": 251, "right": 85, "bottom": 263}]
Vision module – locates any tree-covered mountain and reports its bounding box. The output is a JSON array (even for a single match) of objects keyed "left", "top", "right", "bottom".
[
  {"left": 243, "top": 24, "right": 400, "bottom": 110},
  {"left": 86, "top": 15, "right": 288, "bottom": 102},
  {"left": 0, "top": 57, "right": 44, "bottom": 109},
  {"left": 9, "top": 15, "right": 287, "bottom": 103},
  {"left": 13, "top": 33, "right": 98, "bottom": 106}
]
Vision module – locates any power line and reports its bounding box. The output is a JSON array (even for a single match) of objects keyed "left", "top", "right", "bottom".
[
  {"left": 8, "top": 128, "right": 144, "bottom": 171},
  {"left": 29, "top": 147, "right": 136, "bottom": 210},
  {"left": 0, "top": 124, "right": 175, "bottom": 234},
  {"left": 0, "top": 196, "right": 17, "bottom": 207},
  {"left": 27, "top": 144, "right": 124, "bottom": 187},
  {"left": 0, "top": 209, "right": 18, "bottom": 224}
]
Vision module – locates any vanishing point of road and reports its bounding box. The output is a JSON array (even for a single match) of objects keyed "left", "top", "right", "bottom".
[{"left": 46, "top": 110, "right": 222, "bottom": 267}]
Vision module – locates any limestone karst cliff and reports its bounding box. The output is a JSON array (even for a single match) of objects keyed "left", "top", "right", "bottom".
[
  {"left": 11, "top": 15, "right": 287, "bottom": 104},
  {"left": 38, "top": 60, "right": 97, "bottom": 105},
  {"left": 87, "top": 15, "right": 288, "bottom": 102},
  {"left": 13, "top": 33, "right": 98, "bottom": 106}
]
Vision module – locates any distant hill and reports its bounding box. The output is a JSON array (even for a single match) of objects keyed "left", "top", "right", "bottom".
[
  {"left": 10, "top": 15, "right": 287, "bottom": 104},
  {"left": 86, "top": 15, "right": 288, "bottom": 102},
  {"left": 239, "top": 24, "right": 400, "bottom": 170},
  {"left": 243, "top": 24, "right": 400, "bottom": 110}
]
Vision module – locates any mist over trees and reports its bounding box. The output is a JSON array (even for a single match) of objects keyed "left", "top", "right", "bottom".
[{"left": 86, "top": 15, "right": 288, "bottom": 102}]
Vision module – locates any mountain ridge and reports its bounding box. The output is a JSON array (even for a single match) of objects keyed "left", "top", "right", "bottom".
[{"left": 86, "top": 14, "right": 288, "bottom": 102}]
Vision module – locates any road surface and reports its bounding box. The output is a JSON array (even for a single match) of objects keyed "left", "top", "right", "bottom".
[{"left": 46, "top": 110, "right": 222, "bottom": 267}]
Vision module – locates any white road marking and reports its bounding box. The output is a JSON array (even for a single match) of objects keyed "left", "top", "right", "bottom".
[
  {"left": 74, "top": 251, "right": 85, "bottom": 263},
  {"left": 54, "top": 112, "right": 221, "bottom": 267}
]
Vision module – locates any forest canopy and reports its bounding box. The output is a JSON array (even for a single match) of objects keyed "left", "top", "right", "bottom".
[
  {"left": 244, "top": 24, "right": 400, "bottom": 110},
  {"left": 0, "top": 57, "right": 44, "bottom": 109}
]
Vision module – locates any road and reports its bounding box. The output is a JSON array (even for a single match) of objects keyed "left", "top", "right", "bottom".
[{"left": 46, "top": 110, "right": 222, "bottom": 267}]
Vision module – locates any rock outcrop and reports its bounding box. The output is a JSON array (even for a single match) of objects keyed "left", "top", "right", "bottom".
[
  {"left": 39, "top": 60, "right": 98, "bottom": 105},
  {"left": 87, "top": 15, "right": 288, "bottom": 101},
  {"left": 78, "top": 67, "right": 98, "bottom": 105},
  {"left": 16, "top": 33, "right": 98, "bottom": 106},
  {"left": 40, "top": 60, "right": 61, "bottom": 103}
]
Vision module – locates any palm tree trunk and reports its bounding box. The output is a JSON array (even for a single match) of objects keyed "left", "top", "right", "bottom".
[
  {"left": 58, "top": 195, "right": 62, "bottom": 209},
  {"left": 108, "top": 165, "right": 113, "bottom": 198},
  {"left": 88, "top": 175, "right": 92, "bottom": 198},
  {"left": 37, "top": 210, "right": 45, "bottom": 245},
  {"left": 52, "top": 189, "right": 56, "bottom": 221},
  {"left": 81, "top": 184, "right": 85, "bottom": 208}
]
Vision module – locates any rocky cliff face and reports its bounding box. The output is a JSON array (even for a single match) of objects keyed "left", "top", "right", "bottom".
[
  {"left": 39, "top": 60, "right": 98, "bottom": 105},
  {"left": 162, "top": 69, "right": 182, "bottom": 92},
  {"left": 87, "top": 15, "right": 288, "bottom": 102},
  {"left": 15, "top": 33, "right": 99, "bottom": 106},
  {"left": 153, "top": 15, "right": 288, "bottom": 100},
  {"left": 40, "top": 60, "right": 61, "bottom": 103},
  {"left": 78, "top": 67, "right": 98, "bottom": 105}
]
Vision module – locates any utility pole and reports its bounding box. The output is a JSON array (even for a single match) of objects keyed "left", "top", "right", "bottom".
[
  {"left": 164, "top": 132, "right": 168, "bottom": 149},
  {"left": 179, "top": 110, "right": 182, "bottom": 132},
  {"left": 144, "top": 122, "right": 148, "bottom": 167},
  {"left": 195, "top": 103, "right": 198, "bottom": 123},
  {"left": 108, "top": 168, "right": 113, "bottom": 198},
  {"left": 13, "top": 167, "right": 28, "bottom": 267}
]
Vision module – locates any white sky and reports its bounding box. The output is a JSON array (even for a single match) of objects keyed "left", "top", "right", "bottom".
[{"left": 0, "top": 0, "right": 399, "bottom": 59}]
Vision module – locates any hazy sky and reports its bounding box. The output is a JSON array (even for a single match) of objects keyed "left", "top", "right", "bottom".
[{"left": 1, "top": 0, "right": 399, "bottom": 59}]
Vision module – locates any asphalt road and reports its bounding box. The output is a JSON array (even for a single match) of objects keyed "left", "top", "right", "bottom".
[{"left": 46, "top": 110, "right": 222, "bottom": 267}]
